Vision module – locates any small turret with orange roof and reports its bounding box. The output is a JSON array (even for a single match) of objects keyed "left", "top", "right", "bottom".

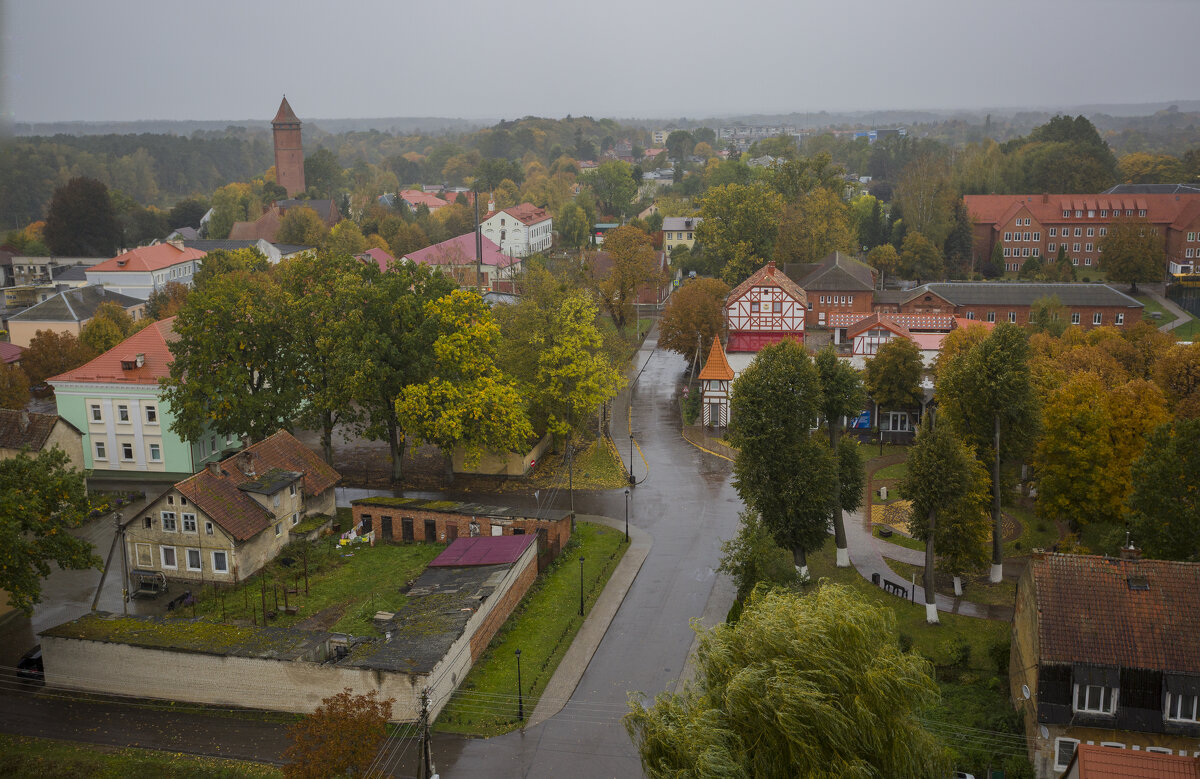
[{"left": 698, "top": 338, "right": 734, "bottom": 381}]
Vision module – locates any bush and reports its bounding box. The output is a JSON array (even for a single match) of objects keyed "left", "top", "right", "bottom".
[
  {"left": 989, "top": 636, "right": 1011, "bottom": 674},
  {"left": 680, "top": 386, "right": 701, "bottom": 425},
  {"left": 898, "top": 632, "right": 914, "bottom": 653},
  {"left": 941, "top": 637, "right": 972, "bottom": 668}
]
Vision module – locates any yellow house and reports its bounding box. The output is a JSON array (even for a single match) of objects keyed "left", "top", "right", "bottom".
[{"left": 662, "top": 216, "right": 702, "bottom": 253}]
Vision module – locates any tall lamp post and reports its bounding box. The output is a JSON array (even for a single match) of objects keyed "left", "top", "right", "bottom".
[
  {"left": 629, "top": 433, "right": 635, "bottom": 486},
  {"left": 624, "top": 489, "right": 630, "bottom": 542},
  {"left": 515, "top": 649, "right": 524, "bottom": 721},
  {"left": 578, "top": 557, "right": 586, "bottom": 616}
]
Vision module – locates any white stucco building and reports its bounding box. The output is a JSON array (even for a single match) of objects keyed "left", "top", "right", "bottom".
[{"left": 480, "top": 203, "right": 553, "bottom": 259}]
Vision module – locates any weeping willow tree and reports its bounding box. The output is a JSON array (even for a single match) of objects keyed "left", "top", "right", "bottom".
[{"left": 625, "top": 585, "right": 950, "bottom": 779}]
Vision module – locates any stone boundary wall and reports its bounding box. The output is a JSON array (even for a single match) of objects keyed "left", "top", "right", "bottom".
[{"left": 451, "top": 433, "right": 552, "bottom": 476}]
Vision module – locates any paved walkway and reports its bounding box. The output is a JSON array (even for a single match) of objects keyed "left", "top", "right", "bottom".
[{"left": 1139, "top": 284, "right": 1192, "bottom": 332}]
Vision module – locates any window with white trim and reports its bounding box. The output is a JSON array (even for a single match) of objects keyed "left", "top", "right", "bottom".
[
  {"left": 1086, "top": 243, "right": 1093, "bottom": 252},
  {"left": 1075, "top": 227, "right": 1083, "bottom": 237},
  {"left": 1139, "top": 210, "right": 1146, "bottom": 217},
  {"left": 1093, "top": 313, "right": 1102, "bottom": 325},
  {"left": 1049, "top": 243, "right": 1057, "bottom": 252},
  {"left": 1072, "top": 313, "right": 1081, "bottom": 325},
  {"left": 275, "top": 522, "right": 282, "bottom": 537},
  {"left": 186, "top": 548, "right": 202, "bottom": 571},
  {"left": 1074, "top": 243, "right": 1082, "bottom": 252},
  {"left": 1087, "top": 227, "right": 1095, "bottom": 237},
  {"left": 205, "top": 521, "right": 214, "bottom": 535},
  {"left": 1004, "top": 231, "right": 1011, "bottom": 242},
  {"left": 289, "top": 484, "right": 297, "bottom": 497},
  {"left": 1055, "top": 738, "right": 1080, "bottom": 770},
  {"left": 1074, "top": 683, "right": 1116, "bottom": 714},
  {"left": 90, "top": 404, "right": 102, "bottom": 421},
  {"left": 1100, "top": 742, "right": 1125, "bottom": 749},
  {"left": 135, "top": 543, "right": 152, "bottom": 567},
  {"left": 212, "top": 550, "right": 229, "bottom": 573},
  {"left": 161, "top": 545, "right": 177, "bottom": 569},
  {"left": 161, "top": 511, "right": 177, "bottom": 532},
  {"left": 1147, "top": 747, "right": 1174, "bottom": 754},
  {"left": 1085, "top": 258, "right": 1092, "bottom": 266},
  {"left": 1116, "top": 313, "right": 1124, "bottom": 325},
  {"left": 292, "top": 512, "right": 300, "bottom": 525},
  {"left": 182, "top": 514, "right": 196, "bottom": 533},
  {"left": 966, "top": 311, "right": 975, "bottom": 319},
  {"left": 1100, "top": 210, "right": 1108, "bottom": 217},
  {"left": 1167, "top": 692, "right": 1199, "bottom": 723},
  {"left": 146, "top": 406, "right": 157, "bottom": 424},
  {"left": 1088, "top": 210, "right": 1095, "bottom": 218},
  {"left": 95, "top": 441, "right": 106, "bottom": 460},
  {"left": 1009, "top": 312, "right": 1017, "bottom": 323},
  {"left": 117, "top": 404, "right": 129, "bottom": 423},
  {"left": 122, "top": 442, "right": 134, "bottom": 460},
  {"left": 1050, "top": 227, "right": 1058, "bottom": 237},
  {"left": 1033, "top": 232, "right": 1040, "bottom": 241},
  {"left": 1076, "top": 211, "right": 1083, "bottom": 218},
  {"left": 1063, "top": 210, "right": 1070, "bottom": 218},
  {"left": 149, "top": 443, "right": 161, "bottom": 461}
]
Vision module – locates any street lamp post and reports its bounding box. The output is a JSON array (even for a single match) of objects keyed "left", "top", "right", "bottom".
[
  {"left": 515, "top": 649, "right": 524, "bottom": 721},
  {"left": 579, "top": 557, "right": 586, "bottom": 616},
  {"left": 629, "top": 433, "right": 635, "bottom": 486},
  {"left": 624, "top": 488, "right": 630, "bottom": 543}
]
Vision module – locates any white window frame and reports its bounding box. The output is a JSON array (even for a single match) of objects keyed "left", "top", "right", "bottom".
[
  {"left": 289, "top": 484, "right": 297, "bottom": 497},
  {"left": 1071, "top": 313, "right": 1081, "bottom": 325},
  {"left": 1167, "top": 692, "right": 1200, "bottom": 723},
  {"left": 1073, "top": 683, "right": 1116, "bottom": 714},
  {"left": 185, "top": 548, "right": 202, "bottom": 572},
  {"left": 90, "top": 404, "right": 102, "bottom": 422},
  {"left": 1100, "top": 741, "right": 1125, "bottom": 749},
  {"left": 117, "top": 404, "right": 129, "bottom": 423},
  {"left": 1009, "top": 312, "right": 1016, "bottom": 323},
  {"left": 148, "top": 442, "right": 161, "bottom": 462},
  {"left": 1116, "top": 313, "right": 1125, "bottom": 325},
  {"left": 160, "top": 545, "right": 178, "bottom": 569},
  {"left": 275, "top": 522, "right": 282, "bottom": 537},
  {"left": 987, "top": 311, "right": 996, "bottom": 322},
  {"left": 1055, "top": 738, "right": 1080, "bottom": 770},
  {"left": 161, "top": 511, "right": 177, "bottom": 532},
  {"left": 205, "top": 520, "right": 214, "bottom": 535},
  {"left": 145, "top": 406, "right": 157, "bottom": 424},
  {"left": 292, "top": 512, "right": 300, "bottom": 525},
  {"left": 1147, "top": 747, "right": 1174, "bottom": 754},
  {"left": 212, "top": 550, "right": 229, "bottom": 573},
  {"left": 1087, "top": 227, "right": 1095, "bottom": 237},
  {"left": 121, "top": 441, "right": 134, "bottom": 461},
  {"left": 182, "top": 513, "right": 197, "bottom": 533},
  {"left": 94, "top": 441, "right": 107, "bottom": 460},
  {"left": 1050, "top": 227, "right": 1057, "bottom": 237}
]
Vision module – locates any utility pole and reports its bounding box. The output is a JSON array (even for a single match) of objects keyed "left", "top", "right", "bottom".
[{"left": 418, "top": 688, "right": 435, "bottom": 779}]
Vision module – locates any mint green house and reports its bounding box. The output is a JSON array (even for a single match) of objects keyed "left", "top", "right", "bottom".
[{"left": 48, "top": 318, "right": 240, "bottom": 482}]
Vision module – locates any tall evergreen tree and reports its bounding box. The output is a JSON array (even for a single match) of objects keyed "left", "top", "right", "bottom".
[
  {"left": 44, "top": 177, "right": 122, "bottom": 256},
  {"left": 815, "top": 345, "right": 866, "bottom": 567}
]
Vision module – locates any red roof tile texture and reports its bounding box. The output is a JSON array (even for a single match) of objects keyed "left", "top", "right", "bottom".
[
  {"left": 273, "top": 96, "right": 300, "bottom": 124},
  {"left": 89, "top": 244, "right": 206, "bottom": 273},
  {"left": 430, "top": 535, "right": 535, "bottom": 567},
  {"left": 727, "top": 261, "right": 808, "bottom": 307},
  {"left": 1069, "top": 743, "right": 1200, "bottom": 778},
  {"left": 1032, "top": 554, "right": 1200, "bottom": 673},
  {"left": 965, "top": 193, "right": 1200, "bottom": 228},
  {"left": 175, "top": 430, "right": 339, "bottom": 541},
  {"left": 487, "top": 203, "right": 552, "bottom": 226},
  {"left": 697, "top": 339, "right": 734, "bottom": 381},
  {"left": 48, "top": 318, "right": 177, "bottom": 385}
]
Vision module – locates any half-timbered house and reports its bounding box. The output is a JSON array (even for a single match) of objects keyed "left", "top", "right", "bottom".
[{"left": 724, "top": 261, "right": 807, "bottom": 376}]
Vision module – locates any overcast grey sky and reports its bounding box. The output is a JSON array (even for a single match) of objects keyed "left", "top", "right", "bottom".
[{"left": 4, "top": 0, "right": 1197, "bottom": 123}]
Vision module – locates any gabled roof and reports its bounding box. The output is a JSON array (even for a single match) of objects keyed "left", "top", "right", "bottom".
[
  {"left": 399, "top": 190, "right": 450, "bottom": 210},
  {"left": 953, "top": 316, "right": 995, "bottom": 332},
  {"left": 0, "top": 410, "right": 77, "bottom": 451},
  {"left": 919, "top": 282, "right": 1142, "bottom": 309},
  {"left": 487, "top": 203, "right": 552, "bottom": 226},
  {"left": 1031, "top": 554, "right": 1200, "bottom": 673},
  {"left": 727, "top": 261, "right": 808, "bottom": 306},
  {"left": 0, "top": 342, "right": 25, "bottom": 364},
  {"left": 965, "top": 193, "right": 1200, "bottom": 228},
  {"left": 662, "top": 216, "right": 701, "bottom": 231},
  {"left": 175, "top": 430, "right": 339, "bottom": 542},
  {"left": 404, "top": 233, "right": 511, "bottom": 268},
  {"left": 8, "top": 285, "right": 144, "bottom": 324},
  {"left": 48, "top": 318, "right": 176, "bottom": 385},
  {"left": 272, "top": 96, "right": 300, "bottom": 124},
  {"left": 698, "top": 339, "right": 734, "bottom": 381},
  {"left": 275, "top": 199, "right": 338, "bottom": 225},
  {"left": 358, "top": 247, "right": 397, "bottom": 272},
  {"left": 845, "top": 313, "right": 911, "bottom": 339},
  {"left": 89, "top": 244, "right": 206, "bottom": 274},
  {"left": 792, "top": 251, "right": 876, "bottom": 292},
  {"left": 1066, "top": 743, "right": 1200, "bottom": 778},
  {"left": 828, "top": 312, "right": 956, "bottom": 331}
]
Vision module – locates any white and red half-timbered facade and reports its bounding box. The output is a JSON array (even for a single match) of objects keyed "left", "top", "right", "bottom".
[
  {"left": 697, "top": 339, "right": 734, "bottom": 427},
  {"left": 724, "top": 261, "right": 807, "bottom": 376}
]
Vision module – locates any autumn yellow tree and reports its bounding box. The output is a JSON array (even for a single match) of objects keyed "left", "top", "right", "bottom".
[
  {"left": 283, "top": 689, "right": 393, "bottom": 779},
  {"left": 659, "top": 278, "right": 730, "bottom": 364},
  {"left": 774, "top": 187, "right": 856, "bottom": 265},
  {"left": 591, "top": 225, "right": 664, "bottom": 333},
  {"left": 276, "top": 206, "right": 329, "bottom": 246}
]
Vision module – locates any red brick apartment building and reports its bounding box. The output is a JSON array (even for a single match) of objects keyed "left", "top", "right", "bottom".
[{"left": 965, "top": 189, "right": 1200, "bottom": 275}]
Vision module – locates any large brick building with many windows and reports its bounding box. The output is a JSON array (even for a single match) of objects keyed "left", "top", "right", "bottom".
[{"left": 965, "top": 191, "right": 1200, "bottom": 275}]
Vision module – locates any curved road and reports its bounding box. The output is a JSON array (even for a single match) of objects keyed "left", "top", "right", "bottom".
[{"left": 435, "top": 329, "right": 743, "bottom": 777}]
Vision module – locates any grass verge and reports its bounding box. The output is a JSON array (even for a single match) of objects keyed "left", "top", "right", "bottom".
[
  {"left": 1003, "top": 502, "right": 1059, "bottom": 557},
  {"left": 873, "top": 460, "right": 908, "bottom": 480},
  {"left": 884, "top": 558, "right": 1017, "bottom": 608},
  {"left": 0, "top": 733, "right": 282, "bottom": 778},
  {"left": 526, "top": 438, "right": 628, "bottom": 490},
  {"left": 435, "top": 521, "right": 629, "bottom": 736},
  {"left": 874, "top": 526, "right": 925, "bottom": 552}
]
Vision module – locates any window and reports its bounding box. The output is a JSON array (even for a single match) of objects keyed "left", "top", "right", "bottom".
[
  {"left": 1076, "top": 210, "right": 1083, "bottom": 218},
  {"left": 1189, "top": 249, "right": 1195, "bottom": 259},
  {"left": 1063, "top": 210, "right": 1070, "bottom": 218},
  {"left": 1101, "top": 210, "right": 1108, "bottom": 217},
  {"left": 1071, "top": 313, "right": 1081, "bottom": 325},
  {"left": 205, "top": 521, "right": 214, "bottom": 535},
  {"left": 212, "top": 551, "right": 228, "bottom": 573},
  {"left": 161, "top": 511, "right": 177, "bottom": 532},
  {"left": 1116, "top": 313, "right": 1125, "bottom": 325},
  {"left": 1023, "top": 248, "right": 1030, "bottom": 257},
  {"left": 182, "top": 514, "right": 196, "bottom": 533},
  {"left": 1190, "top": 232, "right": 1197, "bottom": 242},
  {"left": 966, "top": 311, "right": 975, "bottom": 319},
  {"left": 1009, "top": 312, "right": 1016, "bottom": 323},
  {"left": 142, "top": 516, "right": 151, "bottom": 528},
  {"left": 886, "top": 412, "right": 910, "bottom": 432},
  {"left": 161, "top": 546, "right": 177, "bottom": 569},
  {"left": 1085, "top": 258, "right": 1092, "bottom": 266},
  {"left": 1168, "top": 693, "right": 1200, "bottom": 723},
  {"left": 1147, "top": 747, "right": 1174, "bottom": 754},
  {"left": 149, "top": 443, "right": 161, "bottom": 461},
  {"left": 1087, "top": 227, "right": 1095, "bottom": 237},
  {"left": 1003, "top": 248, "right": 1010, "bottom": 257},
  {"left": 274, "top": 522, "right": 282, "bottom": 537},
  {"left": 186, "top": 548, "right": 201, "bottom": 571},
  {"left": 1100, "top": 742, "right": 1125, "bottom": 749},
  {"left": 1049, "top": 243, "right": 1057, "bottom": 252},
  {"left": 1086, "top": 243, "right": 1094, "bottom": 252},
  {"left": 773, "top": 300, "right": 782, "bottom": 312},
  {"left": 1004, "top": 231, "right": 1011, "bottom": 242},
  {"left": 1074, "top": 683, "right": 1116, "bottom": 714},
  {"left": 145, "top": 406, "right": 157, "bottom": 423},
  {"left": 1074, "top": 243, "right": 1082, "bottom": 252},
  {"left": 122, "top": 442, "right": 134, "bottom": 460},
  {"left": 135, "top": 543, "right": 152, "bottom": 567},
  {"left": 95, "top": 441, "right": 106, "bottom": 460},
  {"left": 1074, "top": 228, "right": 1082, "bottom": 237},
  {"left": 1033, "top": 232, "right": 1040, "bottom": 241},
  {"left": 1139, "top": 209, "right": 1146, "bottom": 217},
  {"left": 750, "top": 301, "right": 759, "bottom": 312},
  {"left": 1023, "top": 232, "right": 1031, "bottom": 242},
  {"left": 987, "top": 312, "right": 996, "bottom": 322},
  {"left": 1055, "top": 738, "right": 1080, "bottom": 770},
  {"left": 292, "top": 512, "right": 300, "bottom": 525},
  {"left": 1073, "top": 257, "right": 1079, "bottom": 266},
  {"left": 1093, "top": 313, "right": 1102, "bottom": 325},
  {"left": 1050, "top": 228, "right": 1058, "bottom": 237},
  {"left": 210, "top": 436, "right": 216, "bottom": 453},
  {"left": 273, "top": 493, "right": 281, "bottom": 507},
  {"left": 117, "top": 405, "right": 130, "bottom": 422},
  {"left": 90, "top": 404, "right": 102, "bottom": 421},
  {"left": 289, "top": 483, "right": 297, "bottom": 497},
  {"left": 1088, "top": 210, "right": 1095, "bottom": 218},
  {"left": 1100, "top": 227, "right": 1107, "bottom": 236}
]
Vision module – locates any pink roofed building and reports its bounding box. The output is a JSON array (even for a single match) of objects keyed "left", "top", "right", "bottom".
[
  {"left": 402, "top": 232, "right": 517, "bottom": 288},
  {"left": 357, "top": 247, "right": 397, "bottom": 272},
  {"left": 399, "top": 189, "right": 451, "bottom": 213}
]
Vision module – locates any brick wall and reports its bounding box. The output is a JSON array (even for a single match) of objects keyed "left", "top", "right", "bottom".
[
  {"left": 468, "top": 552, "right": 537, "bottom": 661},
  {"left": 353, "top": 505, "right": 572, "bottom": 557}
]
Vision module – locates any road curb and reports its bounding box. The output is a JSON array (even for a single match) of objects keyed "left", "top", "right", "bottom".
[{"left": 527, "top": 514, "right": 652, "bottom": 728}]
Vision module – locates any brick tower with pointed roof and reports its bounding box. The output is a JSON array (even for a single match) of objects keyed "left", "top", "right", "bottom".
[{"left": 272, "top": 96, "right": 306, "bottom": 198}]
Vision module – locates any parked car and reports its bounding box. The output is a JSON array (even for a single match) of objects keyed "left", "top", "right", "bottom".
[{"left": 16, "top": 645, "right": 43, "bottom": 681}]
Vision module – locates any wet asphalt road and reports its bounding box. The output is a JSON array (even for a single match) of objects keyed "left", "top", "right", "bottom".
[{"left": 429, "top": 332, "right": 743, "bottom": 778}]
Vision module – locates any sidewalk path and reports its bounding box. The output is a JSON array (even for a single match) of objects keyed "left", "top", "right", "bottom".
[{"left": 1140, "top": 285, "right": 1192, "bottom": 332}]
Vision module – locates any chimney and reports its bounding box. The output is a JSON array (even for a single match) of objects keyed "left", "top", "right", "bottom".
[
  {"left": 168, "top": 239, "right": 184, "bottom": 250},
  {"left": 487, "top": 197, "right": 495, "bottom": 212},
  {"left": 135, "top": 353, "right": 145, "bottom": 368},
  {"left": 19, "top": 411, "right": 29, "bottom": 432},
  {"left": 237, "top": 451, "right": 256, "bottom": 478},
  {"left": 1119, "top": 534, "right": 1141, "bottom": 561},
  {"left": 206, "top": 461, "right": 221, "bottom": 476},
  {"left": 766, "top": 261, "right": 776, "bottom": 276},
  {"left": 1042, "top": 193, "right": 1049, "bottom": 204}
]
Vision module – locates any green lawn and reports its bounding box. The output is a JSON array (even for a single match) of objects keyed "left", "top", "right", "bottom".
[
  {"left": 884, "top": 558, "right": 1017, "bottom": 608},
  {"left": 1173, "top": 318, "right": 1200, "bottom": 341},
  {"left": 864, "top": 443, "right": 909, "bottom": 464},
  {"left": 168, "top": 539, "right": 443, "bottom": 637},
  {"left": 0, "top": 734, "right": 281, "bottom": 778},
  {"left": 873, "top": 461, "right": 908, "bottom": 481},
  {"left": 1003, "top": 502, "right": 1059, "bottom": 557},
  {"left": 436, "top": 521, "right": 629, "bottom": 736},
  {"left": 1135, "top": 293, "right": 1172, "bottom": 322},
  {"left": 875, "top": 527, "right": 925, "bottom": 552}
]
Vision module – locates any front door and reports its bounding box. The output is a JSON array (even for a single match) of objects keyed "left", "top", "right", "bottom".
[
  {"left": 401, "top": 517, "right": 414, "bottom": 543},
  {"left": 424, "top": 519, "right": 437, "bottom": 543},
  {"left": 446, "top": 524, "right": 458, "bottom": 543},
  {"left": 380, "top": 517, "right": 392, "bottom": 540}
]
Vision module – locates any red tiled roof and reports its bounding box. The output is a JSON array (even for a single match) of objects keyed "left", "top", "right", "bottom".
[
  {"left": 826, "top": 312, "right": 957, "bottom": 330},
  {"left": 400, "top": 190, "right": 450, "bottom": 210},
  {"left": 953, "top": 316, "right": 995, "bottom": 332},
  {"left": 965, "top": 193, "right": 1200, "bottom": 228},
  {"left": 1032, "top": 554, "right": 1200, "bottom": 673},
  {"left": 845, "top": 313, "right": 912, "bottom": 339},
  {"left": 486, "top": 203, "right": 552, "bottom": 226},
  {"left": 1068, "top": 743, "right": 1200, "bottom": 778},
  {"left": 48, "top": 318, "right": 177, "bottom": 385},
  {"left": 698, "top": 339, "right": 734, "bottom": 381},
  {"left": 430, "top": 535, "right": 535, "bottom": 567},
  {"left": 175, "top": 430, "right": 340, "bottom": 542},
  {"left": 273, "top": 96, "right": 299, "bottom": 124},
  {"left": 0, "top": 342, "right": 23, "bottom": 364},
  {"left": 727, "top": 261, "right": 808, "bottom": 307},
  {"left": 404, "top": 233, "right": 512, "bottom": 268},
  {"left": 89, "top": 244, "right": 206, "bottom": 274}
]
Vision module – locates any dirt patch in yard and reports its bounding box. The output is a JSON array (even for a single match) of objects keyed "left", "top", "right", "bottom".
[{"left": 294, "top": 604, "right": 349, "bottom": 632}]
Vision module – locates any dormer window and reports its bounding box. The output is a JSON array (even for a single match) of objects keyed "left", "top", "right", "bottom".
[
  {"left": 1167, "top": 693, "right": 1199, "bottom": 723},
  {"left": 1074, "top": 683, "right": 1116, "bottom": 715}
]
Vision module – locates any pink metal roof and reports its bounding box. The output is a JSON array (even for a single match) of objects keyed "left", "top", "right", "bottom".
[
  {"left": 430, "top": 535, "right": 535, "bottom": 567},
  {"left": 404, "top": 232, "right": 513, "bottom": 268}
]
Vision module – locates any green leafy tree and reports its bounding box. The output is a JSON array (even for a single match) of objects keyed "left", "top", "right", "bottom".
[
  {"left": 867, "top": 243, "right": 900, "bottom": 287},
  {"left": 658, "top": 278, "right": 730, "bottom": 364},
  {"left": 1099, "top": 217, "right": 1165, "bottom": 293},
  {"left": 193, "top": 247, "right": 270, "bottom": 289},
  {"left": 162, "top": 269, "right": 299, "bottom": 444},
  {"left": 900, "top": 416, "right": 989, "bottom": 620},
  {"left": 167, "top": 197, "right": 209, "bottom": 230},
  {"left": 1154, "top": 342, "right": 1200, "bottom": 419},
  {"left": 0, "top": 448, "right": 99, "bottom": 614},
  {"left": 206, "top": 183, "right": 257, "bottom": 240},
  {"left": 0, "top": 361, "right": 30, "bottom": 409},
  {"left": 717, "top": 511, "right": 798, "bottom": 601},
  {"left": 863, "top": 337, "right": 924, "bottom": 426},
  {"left": 944, "top": 199, "right": 975, "bottom": 277},
  {"left": 590, "top": 225, "right": 663, "bottom": 333},
  {"left": 815, "top": 345, "right": 866, "bottom": 567},
  {"left": 900, "top": 232, "right": 944, "bottom": 282},
  {"left": 625, "top": 585, "right": 950, "bottom": 778},
  {"left": 895, "top": 153, "right": 955, "bottom": 249},
  {"left": 1028, "top": 294, "right": 1069, "bottom": 336},
  {"left": 1127, "top": 418, "right": 1200, "bottom": 561},
  {"left": 276, "top": 206, "right": 329, "bottom": 246},
  {"left": 353, "top": 263, "right": 456, "bottom": 483},
  {"left": 303, "top": 148, "right": 344, "bottom": 199},
  {"left": 665, "top": 130, "right": 695, "bottom": 161},
  {"left": 556, "top": 203, "right": 591, "bottom": 250},
  {"left": 43, "top": 177, "right": 122, "bottom": 256},
  {"left": 23, "top": 330, "right": 96, "bottom": 384},
  {"left": 587, "top": 161, "right": 638, "bottom": 218},
  {"left": 322, "top": 220, "right": 367, "bottom": 256},
  {"left": 774, "top": 188, "right": 856, "bottom": 265},
  {"left": 145, "top": 281, "right": 190, "bottom": 320},
  {"left": 935, "top": 324, "right": 1039, "bottom": 582},
  {"left": 696, "top": 183, "right": 784, "bottom": 286},
  {"left": 282, "top": 688, "right": 392, "bottom": 779},
  {"left": 729, "top": 339, "right": 835, "bottom": 579},
  {"left": 396, "top": 290, "right": 535, "bottom": 469},
  {"left": 80, "top": 301, "right": 136, "bottom": 353}
]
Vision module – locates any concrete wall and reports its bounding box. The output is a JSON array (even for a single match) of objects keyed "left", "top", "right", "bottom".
[{"left": 452, "top": 432, "right": 552, "bottom": 477}]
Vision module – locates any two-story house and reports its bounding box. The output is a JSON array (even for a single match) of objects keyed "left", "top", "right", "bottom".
[
  {"left": 47, "top": 317, "right": 238, "bottom": 481},
  {"left": 126, "top": 430, "right": 340, "bottom": 583},
  {"left": 1011, "top": 552, "right": 1200, "bottom": 778},
  {"left": 6, "top": 285, "right": 146, "bottom": 348},
  {"left": 662, "top": 217, "right": 702, "bottom": 253},
  {"left": 480, "top": 203, "right": 553, "bottom": 259},
  {"left": 85, "top": 243, "right": 207, "bottom": 300}
]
